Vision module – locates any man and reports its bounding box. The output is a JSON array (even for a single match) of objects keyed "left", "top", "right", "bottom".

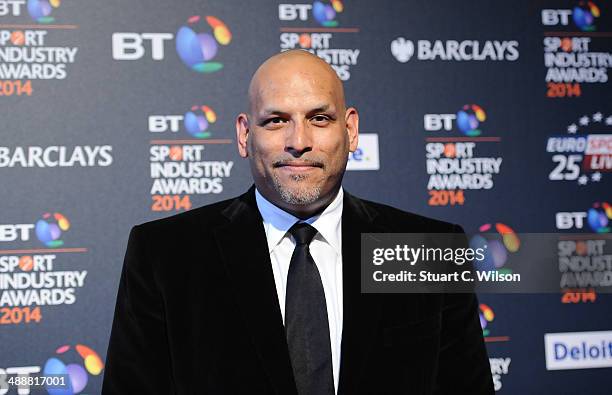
[{"left": 103, "top": 50, "right": 493, "bottom": 394}]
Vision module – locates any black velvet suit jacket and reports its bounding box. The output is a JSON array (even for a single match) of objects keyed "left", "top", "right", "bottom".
[{"left": 102, "top": 187, "right": 494, "bottom": 394}]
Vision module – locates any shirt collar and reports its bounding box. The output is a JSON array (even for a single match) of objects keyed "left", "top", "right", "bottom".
[{"left": 255, "top": 187, "right": 343, "bottom": 255}]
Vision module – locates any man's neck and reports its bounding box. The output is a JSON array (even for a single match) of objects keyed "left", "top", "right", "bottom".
[{"left": 256, "top": 186, "right": 342, "bottom": 220}]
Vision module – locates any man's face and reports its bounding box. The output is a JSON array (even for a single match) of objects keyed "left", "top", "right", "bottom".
[{"left": 237, "top": 58, "right": 358, "bottom": 215}]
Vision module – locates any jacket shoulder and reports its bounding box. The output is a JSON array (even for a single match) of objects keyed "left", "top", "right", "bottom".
[
  {"left": 352, "top": 195, "right": 463, "bottom": 233},
  {"left": 133, "top": 195, "right": 236, "bottom": 237}
]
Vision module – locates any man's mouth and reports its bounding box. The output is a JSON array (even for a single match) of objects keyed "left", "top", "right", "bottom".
[{"left": 273, "top": 160, "right": 324, "bottom": 169}]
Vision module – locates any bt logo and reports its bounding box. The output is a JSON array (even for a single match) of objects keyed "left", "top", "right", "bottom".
[
  {"left": 279, "top": 1, "right": 344, "bottom": 26},
  {"left": 556, "top": 202, "right": 611, "bottom": 232},
  {"left": 424, "top": 104, "right": 487, "bottom": 136},
  {"left": 0, "top": 223, "right": 35, "bottom": 242},
  {"left": 176, "top": 15, "right": 231, "bottom": 73},
  {"left": 149, "top": 105, "right": 218, "bottom": 139},
  {"left": 588, "top": 202, "right": 612, "bottom": 232},
  {"left": 0, "top": 213, "right": 70, "bottom": 247},
  {"left": 457, "top": 105, "right": 486, "bottom": 137},
  {"left": 542, "top": 2, "right": 601, "bottom": 31},
  {"left": 0, "top": 344, "right": 104, "bottom": 395},
  {"left": 43, "top": 344, "right": 104, "bottom": 395},
  {"left": 28, "top": 0, "right": 60, "bottom": 23},
  {"left": 479, "top": 304, "right": 495, "bottom": 337},
  {"left": 36, "top": 212, "right": 70, "bottom": 248},
  {"left": 112, "top": 15, "right": 232, "bottom": 73},
  {"left": 0, "top": 0, "right": 60, "bottom": 23},
  {"left": 470, "top": 223, "right": 520, "bottom": 274}
]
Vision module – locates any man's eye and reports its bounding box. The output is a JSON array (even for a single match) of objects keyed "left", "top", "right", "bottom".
[
  {"left": 262, "top": 117, "right": 286, "bottom": 126},
  {"left": 312, "top": 115, "right": 330, "bottom": 123}
]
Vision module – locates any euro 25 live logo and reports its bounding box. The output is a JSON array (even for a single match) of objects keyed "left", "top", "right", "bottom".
[
  {"left": 112, "top": 14, "right": 232, "bottom": 73},
  {"left": 149, "top": 105, "right": 218, "bottom": 138},
  {"left": 0, "top": 0, "right": 61, "bottom": 23},
  {"left": 546, "top": 112, "right": 612, "bottom": 185},
  {"left": 0, "top": 343, "right": 104, "bottom": 395}
]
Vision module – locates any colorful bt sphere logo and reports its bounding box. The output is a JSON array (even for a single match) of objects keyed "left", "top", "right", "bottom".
[
  {"left": 36, "top": 212, "right": 70, "bottom": 248},
  {"left": 184, "top": 105, "right": 217, "bottom": 138},
  {"left": 573, "top": 1, "right": 600, "bottom": 31},
  {"left": 43, "top": 344, "right": 104, "bottom": 395},
  {"left": 313, "top": 0, "right": 344, "bottom": 27},
  {"left": 479, "top": 304, "right": 494, "bottom": 337},
  {"left": 456, "top": 104, "right": 486, "bottom": 137},
  {"left": 28, "top": 0, "right": 60, "bottom": 24},
  {"left": 470, "top": 223, "right": 520, "bottom": 274},
  {"left": 175, "top": 15, "right": 232, "bottom": 73},
  {"left": 588, "top": 202, "right": 611, "bottom": 233}
]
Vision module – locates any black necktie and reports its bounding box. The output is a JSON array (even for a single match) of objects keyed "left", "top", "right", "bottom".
[{"left": 285, "top": 222, "right": 334, "bottom": 395}]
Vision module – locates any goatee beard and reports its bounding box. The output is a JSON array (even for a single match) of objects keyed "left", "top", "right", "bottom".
[{"left": 272, "top": 173, "right": 322, "bottom": 206}]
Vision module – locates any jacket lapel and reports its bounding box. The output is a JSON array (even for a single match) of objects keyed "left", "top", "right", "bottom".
[
  {"left": 338, "top": 192, "right": 384, "bottom": 395},
  {"left": 213, "top": 187, "right": 297, "bottom": 395},
  {"left": 212, "top": 187, "right": 386, "bottom": 394}
]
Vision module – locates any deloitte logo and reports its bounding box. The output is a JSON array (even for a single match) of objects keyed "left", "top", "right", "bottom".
[
  {"left": 112, "top": 14, "right": 232, "bottom": 73},
  {"left": 346, "top": 133, "right": 379, "bottom": 171},
  {"left": 545, "top": 331, "right": 612, "bottom": 370},
  {"left": 43, "top": 344, "right": 104, "bottom": 395},
  {"left": 176, "top": 15, "right": 232, "bottom": 73},
  {"left": 27, "top": 0, "right": 60, "bottom": 23},
  {"left": 470, "top": 223, "right": 520, "bottom": 274},
  {"left": 35, "top": 212, "right": 70, "bottom": 248}
]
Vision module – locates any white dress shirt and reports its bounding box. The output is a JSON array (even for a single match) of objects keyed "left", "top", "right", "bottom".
[{"left": 255, "top": 188, "right": 344, "bottom": 394}]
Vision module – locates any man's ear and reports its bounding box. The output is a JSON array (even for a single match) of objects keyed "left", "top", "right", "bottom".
[
  {"left": 236, "top": 113, "right": 250, "bottom": 158},
  {"left": 345, "top": 107, "right": 359, "bottom": 152}
]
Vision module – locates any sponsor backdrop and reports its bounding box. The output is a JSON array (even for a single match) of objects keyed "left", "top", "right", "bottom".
[{"left": 1, "top": 0, "right": 610, "bottom": 393}]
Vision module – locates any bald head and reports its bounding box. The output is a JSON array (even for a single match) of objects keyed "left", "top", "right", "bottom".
[
  {"left": 247, "top": 50, "right": 346, "bottom": 116},
  {"left": 235, "top": 49, "right": 359, "bottom": 219}
]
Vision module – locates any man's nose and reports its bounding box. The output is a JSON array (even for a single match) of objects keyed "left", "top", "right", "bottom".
[{"left": 285, "top": 120, "right": 313, "bottom": 157}]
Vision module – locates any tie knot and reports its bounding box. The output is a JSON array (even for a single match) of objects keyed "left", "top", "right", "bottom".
[{"left": 288, "top": 222, "right": 318, "bottom": 246}]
